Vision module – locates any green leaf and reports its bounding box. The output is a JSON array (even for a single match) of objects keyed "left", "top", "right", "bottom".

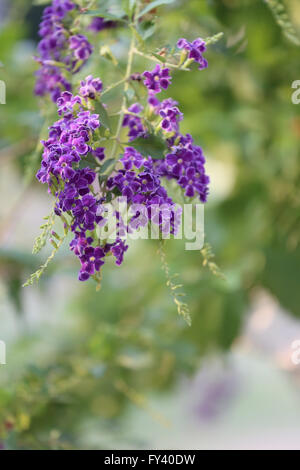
[
  {"left": 94, "top": 101, "right": 111, "bottom": 131},
  {"left": 79, "top": 153, "right": 99, "bottom": 169},
  {"left": 131, "top": 135, "right": 167, "bottom": 158},
  {"left": 99, "top": 158, "right": 116, "bottom": 174},
  {"left": 138, "top": 21, "right": 157, "bottom": 41},
  {"left": 151, "top": 52, "right": 167, "bottom": 63},
  {"left": 137, "top": 0, "right": 175, "bottom": 19},
  {"left": 122, "top": 0, "right": 136, "bottom": 18},
  {"left": 129, "top": 0, "right": 137, "bottom": 14}
]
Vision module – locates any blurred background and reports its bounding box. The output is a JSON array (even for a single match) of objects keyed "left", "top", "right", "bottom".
[{"left": 0, "top": 0, "right": 300, "bottom": 450}]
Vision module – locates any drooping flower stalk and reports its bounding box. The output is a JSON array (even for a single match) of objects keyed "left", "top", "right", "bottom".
[
  {"left": 28, "top": 0, "right": 221, "bottom": 292},
  {"left": 35, "top": 0, "right": 93, "bottom": 102}
]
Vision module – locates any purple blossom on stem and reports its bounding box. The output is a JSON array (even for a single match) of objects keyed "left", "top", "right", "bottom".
[
  {"left": 159, "top": 99, "right": 183, "bottom": 133},
  {"left": 154, "top": 130, "right": 210, "bottom": 202},
  {"left": 148, "top": 92, "right": 161, "bottom": 108},
  {"left": 78, "top": 246, "right": 105, "bottom": 281},
  {"left": 69, "top": 34, "right": 93, "bottom": 62},
  {"left": 52, "top": 0, "right": 75, "bottom": 18},
  {"left": 178, "top": 167, "right": 207, "bottom": 199},
  {"left": 143, "top": 65, "right": 172, "bottom": 94},
  {"left": 166, "top": 149, "right": 193, "bottom": 177},
  {"left": 57, "top": 91, "right": 81, "bottom": 116},
  {"left": 177, "top": 38, "right": 208, "bottom": 70},
  {"left": 123, "top": 104, "right": 146, "bottom": 141},
  {"left": 79, "top": 75, "right": 103, "bottom": 99},
  {"left": 92, "top": 147, "right": 106, "bottom": 162},
  {"left": 120, "top": 147, "right": 145, "bottom": 170},
  {"left": 70, "top": 232, "right": 94, "bottom": 256},
  {"left": 110, "top": 239, "right": 128, "bottom": 266},
  {"left": 88, "top": 17, "right": 118, "bottom": 33},
  {"left": 35, "top": 1, "right": 93, "bottom": 101},
  {"left": 72, "top": 194, "right": 98, "bottom": 231}
]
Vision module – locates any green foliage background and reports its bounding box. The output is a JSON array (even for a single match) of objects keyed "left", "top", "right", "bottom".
[{"left": 0, "top": 0, "right": 299, "bottom": 449}]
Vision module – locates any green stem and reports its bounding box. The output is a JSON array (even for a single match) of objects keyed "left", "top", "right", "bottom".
[
  {"left": 110, "top": 34, "right": 136, "bottom": 159},
  {"left": 102, "top": 77, "right": 128, "bottom": 97},
  {"left": 133, "top": 49, "right": 190, "bottom": 71}
]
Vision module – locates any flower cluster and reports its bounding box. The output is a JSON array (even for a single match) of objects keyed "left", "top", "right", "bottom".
[
  {"left": 37, "top": 81, "right": 128, "bottom": 281},
  {"left": 107, "top": 147, "right": 181, "bottom": 236},
  {"left": 177, "top": 38, "right": 208, "bottom": 70},
  {"left": 35, "top": 0, "right": 93, "bottom": 102},
  {"left": 33, "top": 0, "right": 212, "bottom": 287},
  {"left": 141, "top": 62, "right": 210, "bottom": 202},
  {"left": 161, "top": 134, "right": 210, "bottom": 202}
]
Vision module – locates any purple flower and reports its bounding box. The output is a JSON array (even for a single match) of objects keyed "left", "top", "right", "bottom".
[
  {"left": 120, "top": 147, "right": 145, "bottom": 170},
  {"left": 53, "top": 153, "right": 76, "bottom": 180},
  {"left": 76, "top": 111, "right": 100, "bottom": 131},
  {"left": 56, "top": 167, "right": 96, "bottom": 212},
  {"left": 148, "top": 92, "right": 161, "bottom": 108},
  {"left": 69, "top": 34, "right": 93, "bottom": 61},
  {"left": 111, "top": 239, "right": 128, "bottom": 266},
  {"left": 111, "top": 170, "right": 141, "bottom": 200},
  {"left": 139, "top": 172, "right": 156, "bottom": 192},
  {"left": 123, "top": 104, "right": 146, "bottom": 141},
  {"left": 177, "top": 38, "right": 208, "bottom": 70},
  {"left": 92, "top": 147, "right": 106, "bottom": 162},
  {"left": 57, "top": 91, "right": 81, "bottom": 116},
  {"left": 143, "top": 65, "right": 172, "bottom": 94},
  {"left": 159, "top": 99, "right": 183, "bottom": 133},
  {"left": 52, "top": 0, "right": 75, "bottom": 19},
  {"left": 79, "top": 246, "right": 105, "bottom": 281},
  {"left": 35, "top": 66, "right": 72, "bottom": 103},
  {"left": 73, "top": 136, "right": 90, "bottom": 155},
  {"left": 70, "top": 231, "right": 94, "bottom": 256},
  {"left": 166, "top": 149, "right": 193, "bottom": 176},
  {"left": 88, "top": 16, "right": 118, "bottom": 33},
  {"left": 178, "top": 166, "right": 210, "bottom": 201},
  {"left": 72, "top": 194, "right": 98, "bottom": 230},
  {"left": 79, "top": 75, "right": 103, "bottom": 99}
]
